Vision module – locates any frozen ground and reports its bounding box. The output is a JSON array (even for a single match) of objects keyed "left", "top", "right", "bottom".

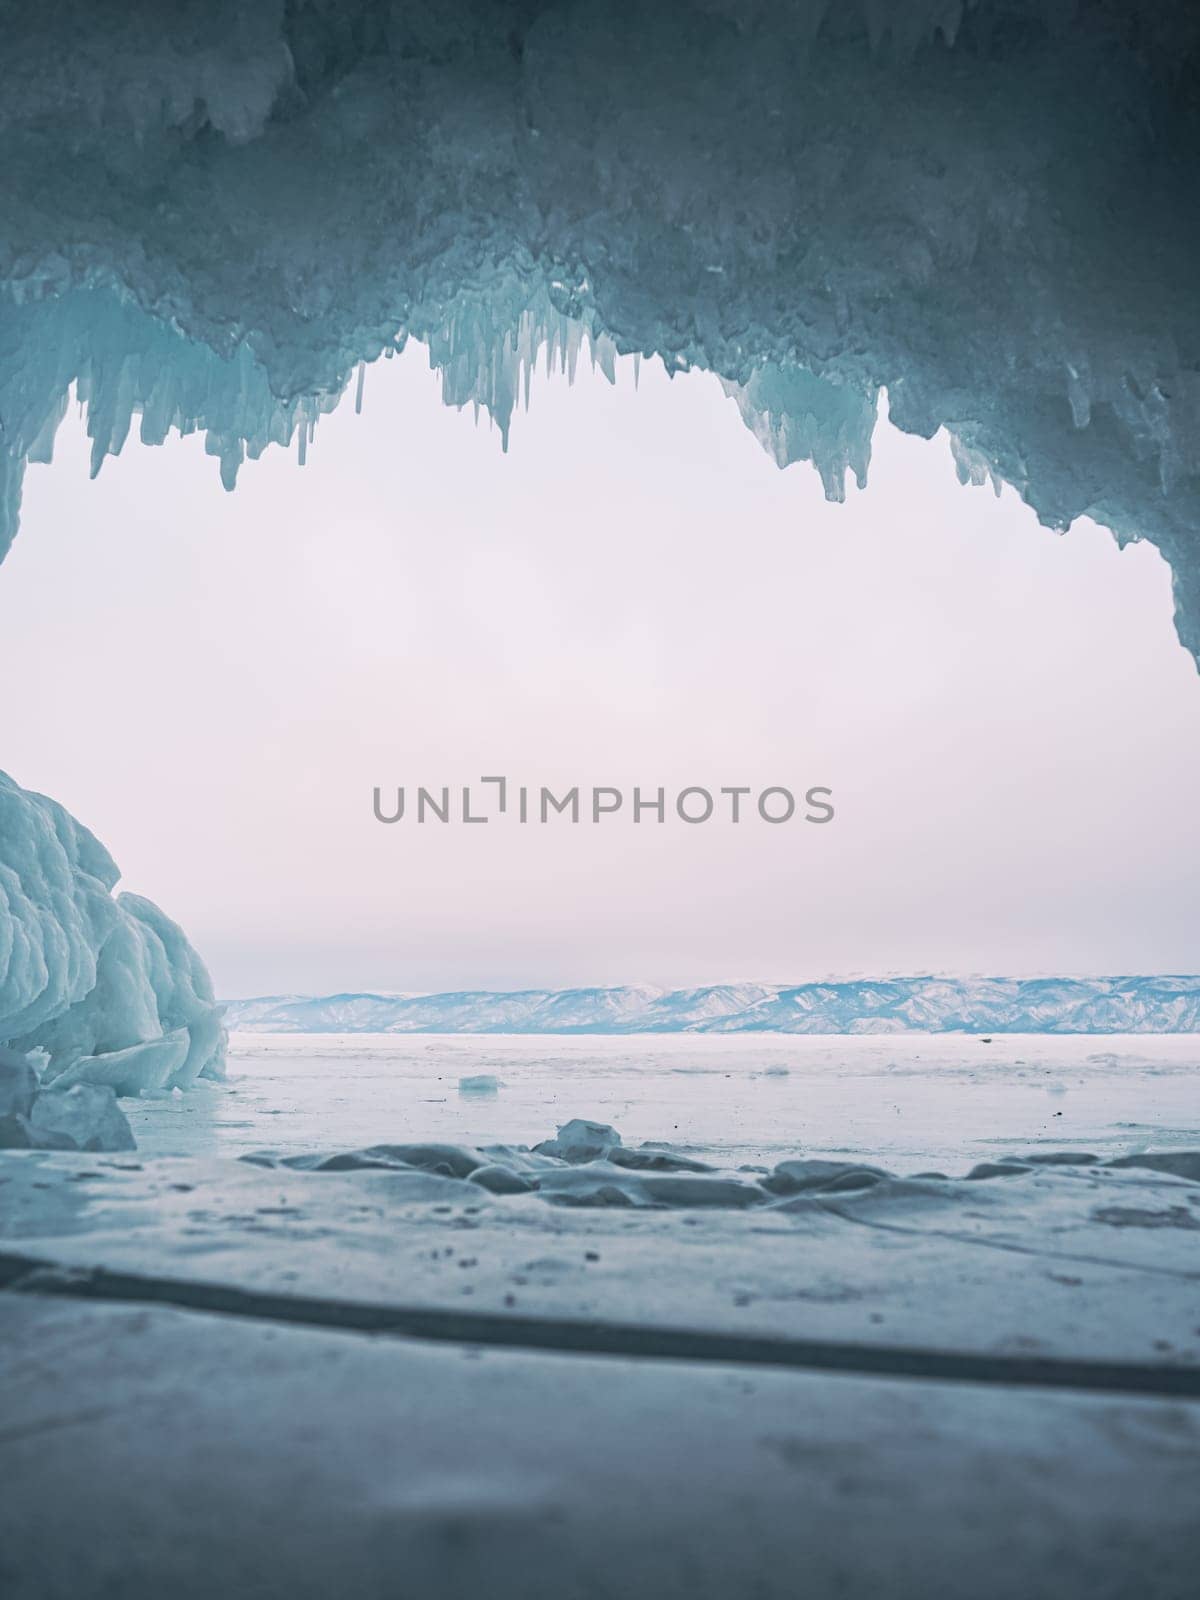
[
  {"left": 2, "top": 1292, "right": 1197, "bottom": 1600},
  {"left": 2, "top": 1031, "right": 1198, "bottom": 1598},
  {"left": 127, "top": 1030, "right": 1200, "bottom": 1171}
]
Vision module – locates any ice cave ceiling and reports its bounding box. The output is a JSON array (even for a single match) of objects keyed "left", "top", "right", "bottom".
[{"left": 1, "top": 0, "right": 1199, "bottom": 662}]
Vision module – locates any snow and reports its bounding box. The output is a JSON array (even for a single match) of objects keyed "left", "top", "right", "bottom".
[
  {"left": 222, "top": 978, "right": 1200, "bottom": 1034},
  {"left": 0, "top": 771, "right": 226, "bottom": 1093}
]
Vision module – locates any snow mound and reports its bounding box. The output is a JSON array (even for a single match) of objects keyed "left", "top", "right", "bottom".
[{"left": 0, "top": 772, "right": 226, "bottom": 1094}]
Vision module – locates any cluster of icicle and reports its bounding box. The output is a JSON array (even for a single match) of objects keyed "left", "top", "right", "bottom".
[{"left": 0, "top": 2, "right": 1194, "bottom": 657}]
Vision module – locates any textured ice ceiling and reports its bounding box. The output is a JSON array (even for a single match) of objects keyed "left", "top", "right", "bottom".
[{"left": 1, "top": 0, "right": 1198, "bottom": 660}]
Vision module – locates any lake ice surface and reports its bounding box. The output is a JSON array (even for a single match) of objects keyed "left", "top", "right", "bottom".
[
  {"left": 13, "top": 1033, "right": 1200, "bottom": 1600},
  {"left": 126, "top": 1031, "right": 1200, "bottom": 1172}
]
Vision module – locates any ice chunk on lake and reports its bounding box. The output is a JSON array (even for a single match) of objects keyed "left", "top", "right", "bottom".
[
  {"left": 26, "top": 1083, "right": 136, "bottom": 1152},
  {"left": 468, "top": 1163, "right": 536, "bottom": 1194},
  {"left": 765, "top": 1159, "right": 890, "bottom": 1195},
  {"left": 0, "top": 1044, "right": 39, "bottom": 1143},
  {"left": 534, "top": 1119, "right": 624, "bottom": 1163}
]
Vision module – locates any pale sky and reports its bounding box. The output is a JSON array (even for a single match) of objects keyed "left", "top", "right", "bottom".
[{"left": 2, "top": 346, "right": 1199, "bottom": 998}]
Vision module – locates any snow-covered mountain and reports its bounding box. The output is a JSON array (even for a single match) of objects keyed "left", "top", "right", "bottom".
[{"left": 223, "top": 977, "right": 1200, "bottom": 1035}]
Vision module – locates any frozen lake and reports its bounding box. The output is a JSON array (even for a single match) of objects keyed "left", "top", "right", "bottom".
[
  {"left": 126, "top": 1031, "right": 1200, "bottom": 1173},
  {"left": 13, "top": 1033, "right": 1200, "bottom": 1600}
]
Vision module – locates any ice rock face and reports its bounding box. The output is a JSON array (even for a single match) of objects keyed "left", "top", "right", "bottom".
[
  {"left": 0, "top": 4, "right": 1198, "bottom": 659},
  {"left": 0, "top": 772, "right": 225, "bottom": 1094}
]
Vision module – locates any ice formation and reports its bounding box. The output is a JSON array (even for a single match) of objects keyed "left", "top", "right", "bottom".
[
  {"left": 1, "top": 5, "right": 1198, "bottom": 1076},
  {"left": 0, "top": 2, "right": 1197, "bottom": 661},
  {"left": 6, "top": 1071, "right": 138, "bottom": 1153},
  {"left": 0, "top": 772, "right": 226, "bottom": 1094}
]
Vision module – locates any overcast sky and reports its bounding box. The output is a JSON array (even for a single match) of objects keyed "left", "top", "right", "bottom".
[{"left": 2, "top": 347, "right": 1199, "bottom": 998}]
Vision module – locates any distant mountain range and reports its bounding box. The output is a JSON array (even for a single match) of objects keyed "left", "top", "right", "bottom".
[{"left": 223, "top": 977, "right": 1200, "bottom": 1035}]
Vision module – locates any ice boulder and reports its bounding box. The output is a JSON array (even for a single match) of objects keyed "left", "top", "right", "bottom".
[
  {"left": 0, "top": 1043, "right": 39, "bottom": 1143},
  {"left": 534, "top": 1119, "right": 624, "bottom": 1163},
  {"left": 23, "top": 1083, "right": 136, "bottom": 1153},
  {"left": 0, "top": 772, "right": 225, "bottom": 1095},
  {"left": 0, "top": 1051, "right": 136, "bottom": 1152}
]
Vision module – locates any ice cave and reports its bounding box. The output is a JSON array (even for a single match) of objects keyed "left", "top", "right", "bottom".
[
  {"left": 2, "top": 7, "right": 1200, "bottom": 1596},
  {"left": 2, "top": 0, "right": 1199, "bottom": 1083}
]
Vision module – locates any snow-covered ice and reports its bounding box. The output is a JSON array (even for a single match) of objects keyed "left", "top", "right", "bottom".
[
  {"left": 223, "top": 977, "right": 1200, "bottom": 1034},
  {"left": 2, "top": 1029, "right": 1198, "bottom": 1598},
  {"left": 123, "top": 1030, "right": 1200, "bottom": 1174}
]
